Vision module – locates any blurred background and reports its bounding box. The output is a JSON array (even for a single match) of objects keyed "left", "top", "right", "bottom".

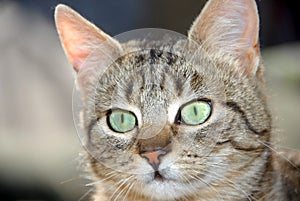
[{"left": 0, "top": 0, "right": 299, "bottom": 200}]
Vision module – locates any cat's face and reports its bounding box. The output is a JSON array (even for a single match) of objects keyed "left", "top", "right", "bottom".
[
  {"left": 55, "top": 0, "right": 273, "bottom": 200},
  {"left": 84, "top": 47, "right": 271, "bottom": 199}
]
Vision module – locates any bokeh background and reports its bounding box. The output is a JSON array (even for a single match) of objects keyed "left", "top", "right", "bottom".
[{"left": 0, "top": 0, "right": 299, "bottom": 200}]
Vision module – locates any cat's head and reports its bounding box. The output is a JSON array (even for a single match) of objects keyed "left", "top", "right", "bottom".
[{"left": 55, "top": 0, "right": 272, "bottom": 200}]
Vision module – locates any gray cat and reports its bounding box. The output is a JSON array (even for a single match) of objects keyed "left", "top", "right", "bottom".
[{"left": 55, "top": 0, "right": 300, "bottom": 200}]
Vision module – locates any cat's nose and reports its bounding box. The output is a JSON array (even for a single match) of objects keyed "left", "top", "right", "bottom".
[
  {"left": 138, "top": 125, "right": 172, "bottom": 169},
  {"left": 140, "top": 149, "right": 167, "bottom": 170}
]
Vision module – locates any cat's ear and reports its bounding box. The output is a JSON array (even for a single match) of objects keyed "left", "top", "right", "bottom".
[
  {"left": 54, "top": 4, "right": 122, "bottom": 72},
  {"left": 188, "top": 0, "right": 260, "bottom": 75}
]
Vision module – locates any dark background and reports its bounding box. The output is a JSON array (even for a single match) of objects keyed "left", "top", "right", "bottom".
[
  {"left": 0, "top": 0, "right": 299, "bottom": 201},
  {"left": 18, "top": 0, "right": 300, "bottom": 48}
]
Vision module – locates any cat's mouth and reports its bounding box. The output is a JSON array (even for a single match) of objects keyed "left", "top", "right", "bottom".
[
  {"left": 140, "top": 169, "right": 194, "bottom": 200},
  {"left": 154, "top": 170, "right": 165, "bottom": 181},
  {"left": 151, "top": 170, "right": 176, "bottom": 183}
]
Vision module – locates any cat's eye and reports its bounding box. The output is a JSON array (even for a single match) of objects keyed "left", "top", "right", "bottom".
[
  {"left": 179, "top": 100, "right": 211, "bottom": 125},
  {"left": 107, "top": 109, "right": 137, "bottom": 133}
]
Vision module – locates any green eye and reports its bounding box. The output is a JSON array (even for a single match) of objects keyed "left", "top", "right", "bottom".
[
  {"left": 108, "top": 110, "right": 137, "bottom": 133},
  {"left": 180, "top": 101, "right": 211, "bottom": 125}
]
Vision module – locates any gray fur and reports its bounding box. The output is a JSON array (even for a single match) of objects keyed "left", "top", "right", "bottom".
[{"left": 55, "top": 1, "right": 300, "bottom": 200}]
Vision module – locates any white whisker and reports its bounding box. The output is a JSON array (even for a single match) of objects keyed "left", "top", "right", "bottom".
[
  {"left": 60, "top": 175, "right": 83, "bottom": 185},
  {"left": 78, "top": 187, "right": 93, "bottom": 201},
  {"left": 110, "top": 175, "right": 134, "bottom": 201},
  {"left": 257, "top": 139, "right": 300, "bottom": 171},
  {"left": 122, "top": 180, "right": 136, "bottom": 201},
  {"left": 85, "top": 171, "right": 119, "bottom": 187},
  {"left": 189, "top": 172, "right": 224, "bottom": 201},
  {"left": 194, "top": 168, "right": 257, "bottom": 201},
  {"left": 114, "top": 176, "right": 134, "bottom": 201}
]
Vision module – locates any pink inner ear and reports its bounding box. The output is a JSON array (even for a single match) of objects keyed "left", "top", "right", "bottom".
[
  {"left": 57, "top": 19, "right": 94, "bottom": 71},
  {"left": 188, "top": 0, "right": 260, "bottom": 75},
  {"left": 55, "top": 5, "right": 122, "bottom": 73},
  {"left": 55, "top": 4, "right": 116, "bottom": 72}
]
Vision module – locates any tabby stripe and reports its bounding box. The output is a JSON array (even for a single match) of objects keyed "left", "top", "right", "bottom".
[
  {"left": 87, "top": 119, "right": 98, "bottom": 141},
  {"left": 225, "top": 101, "right": 269, "bottom": 135},
  {"left": 125, "top": 82, "right": 134, "bottom": 102}
]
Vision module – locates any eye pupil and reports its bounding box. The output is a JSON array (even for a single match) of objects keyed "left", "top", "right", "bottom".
[
  {"left": 121, "top": 113, "right": 124, "bottom": 124},
  {"left": 193, "top": 106, "right": 198, "bottom": 116}
]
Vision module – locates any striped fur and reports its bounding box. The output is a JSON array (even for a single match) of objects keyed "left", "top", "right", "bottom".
[{"left": 55, "top": 0, "right": 300, "bottom": 200}]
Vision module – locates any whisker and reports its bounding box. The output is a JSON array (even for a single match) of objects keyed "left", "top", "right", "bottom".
[
  {"left": 175, "top": 173, "right": 195, "bottom": 200},
  {"left": 181, "top": 173, "right": 196, "bottom": 191},
  {"left": 133, "top": 191, "right": 137, "bottom": 201},
  {"left": 78, "top": 187, "right": 94, "bottom": 201},
  {"left": 109, "top": 180, "right": 127, "bottom": 201},
  {"left": 271, "top": 144, "right": 300, "bottom": 152},
  {"left": 110, "top": 176, "right": 134, "bottom": 201},
  {"left": 100, "top": 175, "right": 126, "bottom": 198},
  {"left": 122, "top": 180, "right": 136, "bottom": 201},
  {"left": 85, "top": 171, "right": 119, "bottom": 187},
  {"left": 257, "top": 139, "right": 300, "bottom": 171},
  {"left": 114, "top": 176, "right": 134, "bottom": 201},
  {"left": 60, "top": 175, "right": 83, "bottom": 185},
  {"left": 134, "top": 181, "right": 142, "bottom": 201},
  {"left": 194, "top": 168, "right": 256, "bottom": 201},
  {"left": 189, "top": 172, "right": 224, "bottom": 201}
]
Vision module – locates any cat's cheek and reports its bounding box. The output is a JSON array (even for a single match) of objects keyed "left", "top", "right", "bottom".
[
  {"left": 87, "top": 117, "right": 137, "bottom": 153},
  {"left": 223, "top": 115, "right": 269, "bottom": 151},
  {"left": 208, "top": 101, "right": 227, "bottom": 124},
  {"left": 134, "top": 167, "right": 157, "bottom": 183},
  {"left": 229, "top": 134, "right": 265, "bottom": 151}
]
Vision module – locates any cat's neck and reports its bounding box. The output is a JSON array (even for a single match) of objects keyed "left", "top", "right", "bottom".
[{"left": 270, "top": 150, "right": 300, "bottom": 200}]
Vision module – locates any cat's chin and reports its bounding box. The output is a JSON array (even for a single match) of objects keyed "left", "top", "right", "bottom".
[
  {"left": 138, "top": 179, "right": 196, "bottom": 200},
  {"left": 135, "top": 171, "right": 199, "bottom": 200}
]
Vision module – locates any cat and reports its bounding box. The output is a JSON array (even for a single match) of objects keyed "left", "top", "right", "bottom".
[{"left": 54, "top": 0, "right": 300, "bottom": 200}]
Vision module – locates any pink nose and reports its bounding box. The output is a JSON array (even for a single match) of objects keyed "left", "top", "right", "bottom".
[{"left": 141, "top": 150, "right": 167, "bottom": 170}]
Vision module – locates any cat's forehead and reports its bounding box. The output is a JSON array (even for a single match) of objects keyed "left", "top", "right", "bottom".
[
  {"left": 110, "top": 49, "right": 190, "bottom": 102},
  {"left": 93, "top": 47, "right": 222, "bottom": 115},
  {"left": 117, "top": 47, "right": 181, "bottom": 67}
]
